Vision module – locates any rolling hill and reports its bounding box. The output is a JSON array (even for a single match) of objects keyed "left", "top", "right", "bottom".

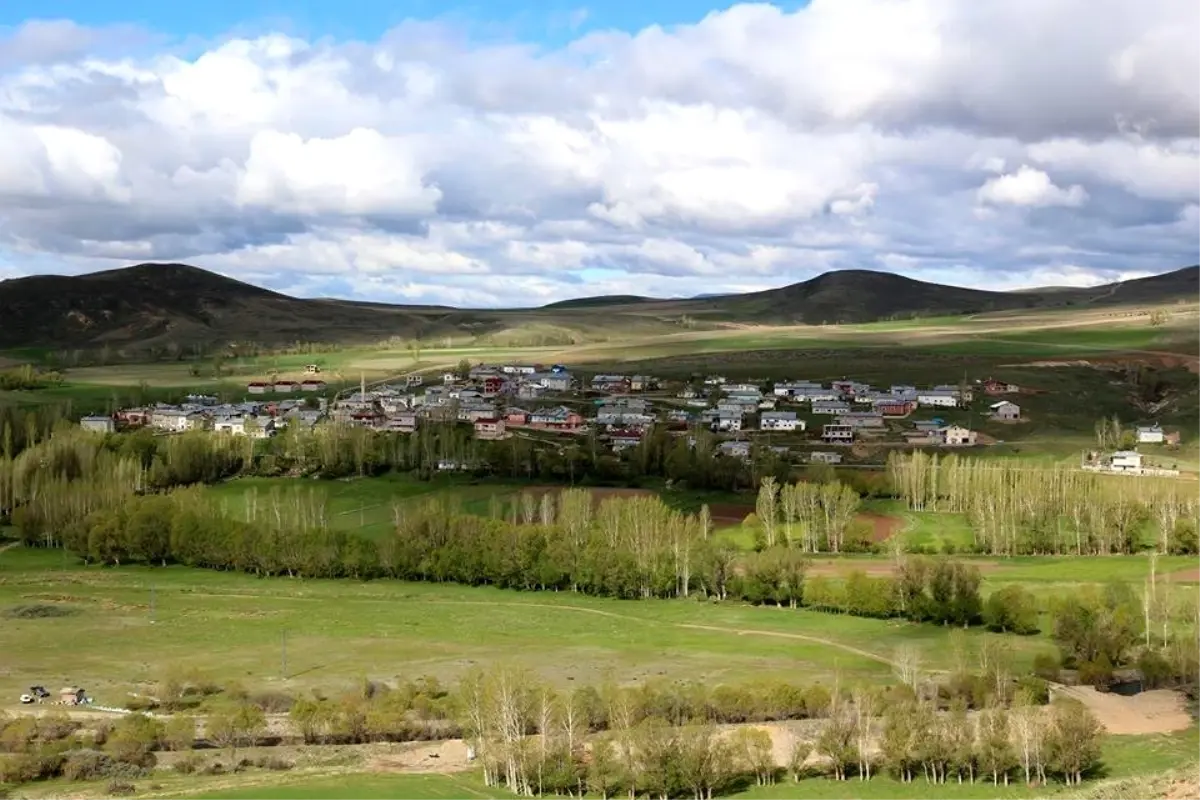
[{"left": 0, "top": 262, "right": 1195, "bottom": 354}]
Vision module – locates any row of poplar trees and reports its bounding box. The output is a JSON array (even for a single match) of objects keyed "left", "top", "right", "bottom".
[{"left": 887, "top": 452, "right": 1198, "bottom": 555}]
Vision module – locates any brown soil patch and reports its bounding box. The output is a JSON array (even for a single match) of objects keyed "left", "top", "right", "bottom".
[
  {"left": 369, "top": 739, "right": 472, "bottom": 774},
  {"left": 805, "top": 559, "right": 1003, "bottom": 578},
  {"left": 1052, "top": 685, "right": 1193, "bottom": 735},
  {"left": 708, "top": 503, "right": 755, "bottom": 526},
  {"left": 857, "top": 512, "right": 904, "bottom": 543},
  {"left": 1166, "top": 567, "right": 1200, "bottom": 583}
]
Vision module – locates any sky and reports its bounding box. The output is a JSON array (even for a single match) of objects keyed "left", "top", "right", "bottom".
[{"left": 0, "top": 1, "right": 1196, "bottom": 307}]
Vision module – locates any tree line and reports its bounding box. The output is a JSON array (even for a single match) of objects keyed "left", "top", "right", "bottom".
[{"left": 887, "top": 452, "right": 1198, "bottom": 555}]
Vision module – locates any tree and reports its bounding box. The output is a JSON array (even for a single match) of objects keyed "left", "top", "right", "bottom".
[
  {"left": 756, "top": 477, "right": 780, "bottom": 549},
  {"left": 587, "top": 734, "right": 620, "bottom": 800},
  {"left": 1046, "top": 700, "right": 1103, "bottom": 785},
  {"left": 816, "top": 696, "right": 857, "bottom": 780},
  {"left": 984, "top": 585, "right": 1039, "bottom": 634},
  {"left": 893, "top": 644, "right": 923, "bottom": 689},
  {"left": 976, "top": 705, "right": 1014, "bottom": 785},
  {"left": 106, "top": 713, "right": 163, "bottom": 767},
  {"left": 732, "top": 727, "right": 775, "bottom": 786},
  {"left": 207, "top": 700, "right": 266, "bottom": 761},
  {"left": 162, "top": 715, "right": 195, "bottom": 752}
]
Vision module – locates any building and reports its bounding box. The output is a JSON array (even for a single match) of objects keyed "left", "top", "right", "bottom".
[
  {"left": 505, "top": 408, "right": 530, "bottom": 426},
  {"left": 916, "top": 389, "right": 961, "bottom": 408},
  {"left": 591, "top": 374, "right": 631, "bottom": 392},
  {"left": 151, "top": 407, "right": 201, "bottom": 433},
  {"left": 873, "top": 398, "right": 915, "bottom": 417},
  {"left": 474, "top": 418, "right": 507, "bottom": 440},
  {"left": 300, "top": 379, "right": 327, "bottom": 392},
  {"left": 716, "top": 441, "right": 751, "bottom": 460},
  {"left": 629, "top": 375, "right": 658, "bottom": 392},
  {"left": 759, "top": 411, "right": 803, "bottom": 431},
  {"left": 835, "top": 412, "right": 885, "bottom": 429},
  {"left": 532, "top": 372, "right": 573, "bottom": 392},
  {"left": 990, "top": 401, "right": 1021, "bottom": 421},
  {"left": 809, "top": 451, "right": 843, "bottom": 465},
  {"left": 608, "top": 429, "right": 643, "bottom": 450},
  {"left": 80, "top": 415, "right": 115, "bottom": 434},
  {"left": 247, "top": 381, "right": 269, "bottom": 395},
  {"left": 821, "top": 423, "right": 854, "bottom": 444},
  {"left": 274, "top": 380, "right": 300, "bottom": 394},
  {"left": 304, "top": 364, "right": 321, "bottom": 375},
  {"left": 812, "top": 400, "right": 852, "bottom": 415},
  {"left": 528, "top": 406, "right": 584, "bottom": 430},
  {"left": 1110, "top": 450, "right": 1143, "bottom": 471},
  {"left": 384, "top": 413, "right": 419, "bottom": 433},
  {"left": 982, "top": 378, "right": 1019, "bottom": 395},
  {"left": 1136, "top": 425, "right": 1165, "bottom": 444},
  {"left": 941, "top": 425, "right": 977, "bottom": 446},
  {"left": 481, "top": 376, "right": 507, "bottom": 397}
]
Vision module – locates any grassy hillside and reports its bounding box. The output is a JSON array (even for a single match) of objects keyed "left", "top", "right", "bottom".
[{"left": 0, "top": 262, "right": 1194, "bottom": 356}]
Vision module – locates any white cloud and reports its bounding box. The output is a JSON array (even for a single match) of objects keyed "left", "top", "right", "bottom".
[
  {"left": 977, "top": 166, "right": 1089, "bottom": 208},
  {"left": 0, "top": 0, "right": 1196, "bottom": 306}
]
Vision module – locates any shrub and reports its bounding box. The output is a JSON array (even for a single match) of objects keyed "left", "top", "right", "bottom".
[
  {"left": 1015, "top": 676, "right": 1050, "bottom": 705},
  {"left": 1137, "top": 650, "right": 1174, "bottom": 689},
  {"left": 983, "top": 585, "right": 1039, "bottom": 635},
  {"left": 173, "top": 753, "right": 203, "bottom": 775},
  {"left": 249, "top": 691, "right": 295, "bottom": 713},
  {"left": 124, "top": 696, "right": 159, "bottom": 713},
  {"left": 1033, "top": 652, "right": 1060, "bottom": 681},
  {"left": 1079, "top": 655, "right": 1115, "bottom": 690},
  {"left": 62, "top": 749, "right": 116, "bottom": 781},
  {"left": 2, "top": 604, "right": 79, "bottom": 619},
  {"left": 106, "top": 780, "right": 136, "bottom": 796}
]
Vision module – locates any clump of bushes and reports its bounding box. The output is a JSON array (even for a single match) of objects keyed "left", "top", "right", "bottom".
[
  {"left": 2, "top": 604, "right": 78, "bottom": 619},
  {"left": 105, "top": 780, "right": 135, "bottom": 796}
]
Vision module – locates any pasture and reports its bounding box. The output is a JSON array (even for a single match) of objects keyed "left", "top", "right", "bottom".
[{"left": 0, "top": 545, "right": 1070, "bottom": 706}]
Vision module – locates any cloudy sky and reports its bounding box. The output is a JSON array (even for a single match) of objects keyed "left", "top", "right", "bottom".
[{"left": 0, "top": 0, "right": 1196, "bottom": 307}]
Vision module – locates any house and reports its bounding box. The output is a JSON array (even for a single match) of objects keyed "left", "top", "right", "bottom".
[
  {"left": 151, "top": 407, "right": 192, "bottom": 432},
  {"left": 273, "top": 380, "right": 300, "bottom": 394},
  {"left": 608, "top": 429, "right": 643, "bottom": 451},
  {"left": 300, "top": 379, "right": 327, "bottom": 392},
  {"left": 759, "top": 411, "right": 803, "bottom": 431},
  {"left": 833, "top": 380, "right": 871, "bottom": 397},
  {"left": 505, "top": 408, "right": 530, "bottom": 426},
  {"left": 501, "top": 365, "right": 538, "bottom": 375},
  {"left": 517, "top": 383, "right": 546, "bottom": 400},
  {"left": 629, "top": 375, "right": 658, "bottom": 392},
  {"left": 1165, "top": 431, "right": 1182, "bottom": 446},
  {"left": 591, "top": 374, "right": 630, "bottom": 392},
  {"left": 482, "top": 376, "right": 507, "bottom": 397},
  {"left": 80, "top": 415, "right": 115, "bottom": 434},
  {"left": 941, "top": 425, "right": 977, "bottom": 446},
  {"left": 916, "top": 389, "right": 961, "bottom": 408},
  {"left": 704, "top": 376, "right": 727, "bottom": 386},
  {"left": 533, "top": 372, "right": 573, "bottom": 392},
  {"left": 822, "top": 423, "right": 854, "bottom": 443},
  {"left": 1110, "top": 450, "right": 1143, "bottom": 471},
  {"left": 982, "top": 378, "right": 1019, "bottom": 395},
  {"left": 59, "top": 687, "right": 87, "bottom": 706},
  {"left": 889, "top": 384, "right": 918, "bottom": 398},
  {"left": 809, "top": 451, "right": 843, "bottom": 465},
  {"left": 474, "top": 418, "right": 507, "bottom": 440},
  {"left": 713, "top": 411, "right": 742, "bottom": 432},
  {"left": 835, "top": 412, "right": 886, "bottom": 429},
  {"left": 528, "top": 406, "right": 584, "bottom": 430},
  {"left": 717, "top": 441, "right": 751, "bottom": 460},
  {"left": 406, "top": 375, "right": 424, "bottom": 387},
  {"left": 1136, "top": 425, "right": 1165, "bottom": 444},
  {"left": 247, "top": 381, "right": 269, "bottom": 395},
  {"left": 385, "top": 413, "right": 419, "bottom": 433},
  {"left": 873, "top": 398, "right": 915, "bottom": 417},
  {"left": 990, "top": 401, "right": 1021, "bottom": 421},
  {"left": 304, "top": 364, "right": 321, "bottom": 375},
  {"left": 458, "top": 403, "right": 498, "bottom": 423},
  {"left": 812, "top": 400, "right": 852, "bottom": 415}
]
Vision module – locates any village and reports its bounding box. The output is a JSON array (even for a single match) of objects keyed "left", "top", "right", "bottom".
[{"left": 75, "top": 364, "right": 1180, "bottom": 473}]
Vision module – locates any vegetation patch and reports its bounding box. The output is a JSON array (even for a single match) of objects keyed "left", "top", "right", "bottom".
[{"left": 2, "top": 602, "right": 80, "bottom": 619}]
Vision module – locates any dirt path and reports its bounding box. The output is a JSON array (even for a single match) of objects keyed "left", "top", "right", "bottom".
[{"left": 1051, "top": 685, "right": 1193, "bottom": 735}]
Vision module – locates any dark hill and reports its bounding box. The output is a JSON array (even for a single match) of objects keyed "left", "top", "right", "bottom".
[{"left": 0, "top": 262, "right": 1194, "bottom": 353}]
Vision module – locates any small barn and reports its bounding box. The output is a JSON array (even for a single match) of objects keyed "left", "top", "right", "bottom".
[
  {"left": 59, "top": 687, "right": 86, "bottom": 705},
  {"left": 990, "top": 400, "right": 1021, "bottom": 420}
]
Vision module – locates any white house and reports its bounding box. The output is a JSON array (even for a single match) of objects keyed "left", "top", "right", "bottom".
[
  {"left": 1136, "top": 425, "right": 1164, "bottom": 444},
  {"left": 812, "top": 400, "right": 852, "bottom": 415},
  {"left": 809, "top": 451, "right": 843, "bottom": 464},
  {"left": 990, "top": 401, "right": 1021, "bottom": 421},
  {"left": 1110, "top": 450, "right": 1143, "bottom": 471},
  {"left": 941, "top": 425, "right": 977, "bottom": 446},
  {"left": 716, "top": 441, "right": 751, "bottom": 460},
  {"left": 821, "top": 423, "right": 854, "bottom": 443},
  {"left": 80, "top": 415, "right": 115, "bottom": 434},
  {"left": 759, "top": 411, "right": 804, "bottom": 431},
  {"left": 713, "top": 411, "right": 742, "bottom": 432},
  {"left": 917, "top": 390, "right": 960, "bottom": 408}
]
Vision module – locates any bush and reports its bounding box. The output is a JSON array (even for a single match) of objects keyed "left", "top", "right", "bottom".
[
  {"left": 124, "top": 696, "right": 159, "bottom": 713},
  {"left": 1137, "top": 650, "right": 1174, "bottom": 689},
  {"left": 62, "top": 749, "right": 116, "bottom": 781},
  {"left": 250, "top": 691, "right": 295, "bottom": 713},
  {"left": 983, "top": 585, "right": 1039, "bottom": 635},
  {"left": 1015, "top": 675, "right": 1050, "bottom": 705},
  {"left": 173, "top": 753, "right": 204, "bottom": 775},
  {"left": 1033, "top": 652, "right": 1060, "bottom": 681},
  {"left": 2, "top": 604, "right": 79, "bottom": 619},
  {"left": 106, "top": 780, "right": 136, "bottom": 796},
  {"left": 1079, "top": 655, "right": 1115, "bottom": 690}
]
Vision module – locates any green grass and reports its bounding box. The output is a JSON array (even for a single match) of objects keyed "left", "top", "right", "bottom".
[
  {"left": 182, "top": 772, "right": 509, "bottom": 799},
  {"left": 0, "top": 546, "right": 1062, "bottom": 705}
]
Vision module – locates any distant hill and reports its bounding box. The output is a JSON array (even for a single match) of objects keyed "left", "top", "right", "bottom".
[{"left": 0, "top": 262, "right": 1194, "bottom": 354}]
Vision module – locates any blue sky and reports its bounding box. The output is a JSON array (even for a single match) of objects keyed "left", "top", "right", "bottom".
[{"left": 0, "top": 1, "right": 806, "bottom": 44}]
